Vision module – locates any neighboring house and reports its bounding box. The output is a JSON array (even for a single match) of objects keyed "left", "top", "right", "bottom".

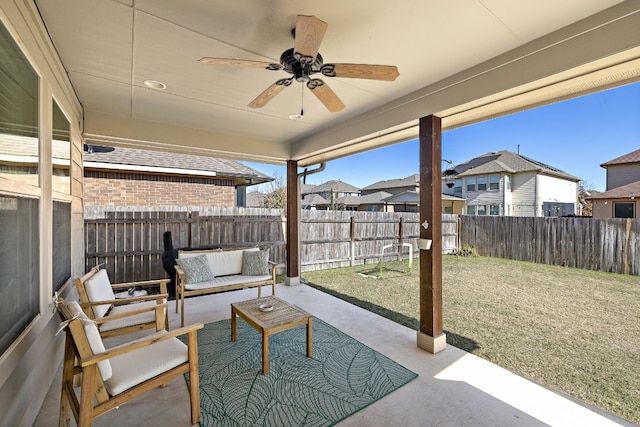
[
  {"left": 301, "top": 193, "right": 329, "bottom": 210},
  {"left": 587, "top": 149, "right": 640, "bottom": 218},
  {"left": 316, "top": 191, "right": 392, "bottom": 211},
  {"left": 362, "top": 174, "right": 419, "bottom": 197},
  {"left": 83, "top": 145, "right": 272, "bottom": 208},
  {"left": 365, "top": 175, "right": 466, "bottom": 213},
  {"left": 382, "top": 190, "right": 466, "bottom": 214},
  {"left": 446, "top": 150, "right": 580, "bottom": 217},
  {"left": 301, "top": 180, "right": 360, "bottom": 210}
]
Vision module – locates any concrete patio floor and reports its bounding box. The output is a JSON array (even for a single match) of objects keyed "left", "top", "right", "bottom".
[{"left": 35, "top": 283, "right": 634, "bottom": 427}]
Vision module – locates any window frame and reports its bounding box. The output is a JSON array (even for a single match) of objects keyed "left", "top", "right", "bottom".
[
  {"left": 614, "top": 202, "right": 634, "bottom": 218},
  {"left": 453, "top": 179, "right": 462, "bottom": 197},
  {"left": 489, "top": 174, "right": 500, "bottom": 191},
  {"left": 477, "top": 176, "right": 487, "bottom": 191},
  {"left": 466, "top": 176, "right": 476, "bottom": 192}
]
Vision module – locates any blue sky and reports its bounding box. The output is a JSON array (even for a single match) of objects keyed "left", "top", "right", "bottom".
[{"left": 243, "top": 81, "right": 640, "bottom": 192}]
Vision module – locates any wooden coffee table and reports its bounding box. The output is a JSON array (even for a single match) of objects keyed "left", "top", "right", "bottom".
[{"left": 231, "top": 296, "right": 312, "bottom": 374}]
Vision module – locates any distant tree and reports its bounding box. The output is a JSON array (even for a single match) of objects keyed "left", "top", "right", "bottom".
[
  {"left": 578, "top": 180, "right": 595, "bottom": 216},
  {"left": 263, "top": 172, "right": 287, "bottom": 209}
]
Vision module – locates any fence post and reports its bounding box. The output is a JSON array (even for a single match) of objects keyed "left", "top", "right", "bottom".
[
  {"left": 350, "top": 216, "right": 355, "bottom": 267},
  {"left": 625, "top": 218, "right": 631, "bottom": 275},
  {"left": 398, "top": 216, "right": 404, "bottom": 261}
]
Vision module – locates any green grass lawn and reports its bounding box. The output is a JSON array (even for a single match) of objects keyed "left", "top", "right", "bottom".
[{"left": 302, "top": 255, "right": 640, "bottom": 424}]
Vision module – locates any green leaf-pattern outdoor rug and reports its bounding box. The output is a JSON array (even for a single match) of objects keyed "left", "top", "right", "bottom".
[{"left": 181, "top": 318, "right": 418, "bottom": 427}]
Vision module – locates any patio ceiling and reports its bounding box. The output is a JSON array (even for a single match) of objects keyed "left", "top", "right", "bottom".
[{"left": 35, "top": 0, "right": 640, "bottom": 167}]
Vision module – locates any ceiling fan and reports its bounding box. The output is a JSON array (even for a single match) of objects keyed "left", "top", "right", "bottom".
[{"left": 199, "top": 15, "right": 399, "bottom": 113}]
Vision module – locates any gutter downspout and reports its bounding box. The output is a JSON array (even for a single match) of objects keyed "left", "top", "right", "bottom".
[{"left": 298, "top": 163, "right": 326, "bottom": 184}]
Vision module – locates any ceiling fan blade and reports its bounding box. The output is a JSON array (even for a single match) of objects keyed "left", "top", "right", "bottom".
[
  {"left": 248, "top": 78, "right": 292, "bottom": 108},
  {"left": 294, "top": 15, "right": 327, "bottom": 63},
  {"left": 321, "top": 63, "right": 399, "bottom": 81},
  {"left": 199, "top": 57, "right": 281, "bottom": 70},
  {"left": 306, "top": 79, "right": 345, "bottom": 112}
]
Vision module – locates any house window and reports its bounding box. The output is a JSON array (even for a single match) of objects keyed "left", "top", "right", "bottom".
[
  {"left": 53, "top": 201, "right": 71, "bottom": 292},
  {"left": 0, "top": 21, "right": 41, "bottom": 356},
  {"left": 490, "top": 204, "right": 500, "bottom": 215},
  {"left": 477, "top": 205, "right": 487, "bottom": 215},
  {"left": 477, "top": 176, "right": 487, "bottom": 191},
  {"left": 489, "top": 174, "right": 500, "bottom": 191},
  {"left": 505, "top": 175, "right": 511, "bottom": 191},
  {"left": 466, "top": 205, "right": 476, "bottom": 215},
  {"left": 614, "top": 202, "right": 634, "bottom": 218},
  {"left": 453, "top": 179, "right": 462, "bottom": 197},
  {"left": 0, "top": 197, "right": 39, "bottom": 356},
  {"left": 466, "top": 176, "right": 476, "bottom": 192},
  {"left": 443, "top": 205, "right": 453, "bottom": 214},
  {"left": 52, "top": 100, "right": 70, "bottom": 195}
]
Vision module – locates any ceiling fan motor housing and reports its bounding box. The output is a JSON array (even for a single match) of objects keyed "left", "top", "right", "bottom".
[{"left": 280, "top": 48, "right": 323, "bottom": 82}]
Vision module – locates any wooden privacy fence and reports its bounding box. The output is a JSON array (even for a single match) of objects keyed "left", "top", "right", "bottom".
[
  {"left": 460, "top": 216, "right": 640, "bottom": 275},
  {"left": 84, "top": 208, "right": 459, "bottom": 283}
]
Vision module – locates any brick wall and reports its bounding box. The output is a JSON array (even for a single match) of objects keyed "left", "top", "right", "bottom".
[{"left": 84, "top": 170, "right": 236, "bottom": 207}]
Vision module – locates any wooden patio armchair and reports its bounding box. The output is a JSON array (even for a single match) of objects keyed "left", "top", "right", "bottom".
[
  {"left": 56, "top": 298, "right": 202, "bottom": 427},
  {"left": 74, "top": 267, "right": 169, "bottom": 338}
]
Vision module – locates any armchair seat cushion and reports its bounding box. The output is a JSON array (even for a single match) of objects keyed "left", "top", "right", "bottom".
[
  {"left": 99, "top": 300, "right": 167, "bottom": 332},
  {"left": 106, "top": 330, "right": 188, "bottom": 396},
  {"left": 184, "top": 274, "right": 271, "bottom": 291}
]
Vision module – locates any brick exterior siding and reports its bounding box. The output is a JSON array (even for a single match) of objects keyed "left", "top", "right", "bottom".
[{"left": 84, "top": 170, "right": 236, "bottom": 207}]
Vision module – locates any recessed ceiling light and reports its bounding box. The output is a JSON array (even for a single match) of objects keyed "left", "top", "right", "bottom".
[
  {"left": 144, "top": 80, "right": 167, "bottom": 90},
  {"left": 288, "top": 113, "right": 304, "bottom": 120}
]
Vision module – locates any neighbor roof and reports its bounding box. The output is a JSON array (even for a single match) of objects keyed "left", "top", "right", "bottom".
[
  {"left": 301, "top": 193, "right": 328, "bottom": 207},
  {"left": 585, "top": 180, "right": 640, "bottom": 199},
  {"left": 83, "top": 145, "right": 272, "bottom": 183},
  {"left": 363, "top": 175, "right": 419, "bottom": 191},
  {"left": 453, "top": 150, "right": 579, "bottom": 181},
  {"left": 383, "top": 190, "right": 466, "bottom": 204},
  {"left": 307, "top": 180, "right": 360, "bottom": 193},
  {"left": 600, "top": 149, "right": 640, "bottom": 167},
  {"left": 347, "top": 191, "right": 393, "bottom": 205}
]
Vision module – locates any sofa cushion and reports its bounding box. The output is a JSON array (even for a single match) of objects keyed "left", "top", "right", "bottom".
[
  {"left": 84, "top": 269, "right": 116, "bottom": 319},
  {"left": 176, "top": 254, "right": 215, "bottom": 284},
  {"left": 242, "top": 248, "right": 270, "bottom": 276},
  {"left": 184, "top": 274, "right": 271, "bottom": 290}
]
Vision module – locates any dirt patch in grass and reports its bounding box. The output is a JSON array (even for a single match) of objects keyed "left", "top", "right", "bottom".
[{"left": 303, "top": 256, "right": 640, "bottom": 424}]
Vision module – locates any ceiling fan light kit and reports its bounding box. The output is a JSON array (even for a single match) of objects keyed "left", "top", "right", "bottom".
[{"left": 199, "top": 15, "right": 399, "bottom": 114}]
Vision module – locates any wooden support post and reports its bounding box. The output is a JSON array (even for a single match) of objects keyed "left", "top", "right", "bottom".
[
  {"left": 286, "top": 160, "right": 300, "bottom": 285},
  {"left": 417, "top": 115, "right": 446, "bottom": 354}
]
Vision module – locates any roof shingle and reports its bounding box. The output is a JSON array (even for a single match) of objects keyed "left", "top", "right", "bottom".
[{"left": 600, "top": 149, "right": 640, "bottom": 167}]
